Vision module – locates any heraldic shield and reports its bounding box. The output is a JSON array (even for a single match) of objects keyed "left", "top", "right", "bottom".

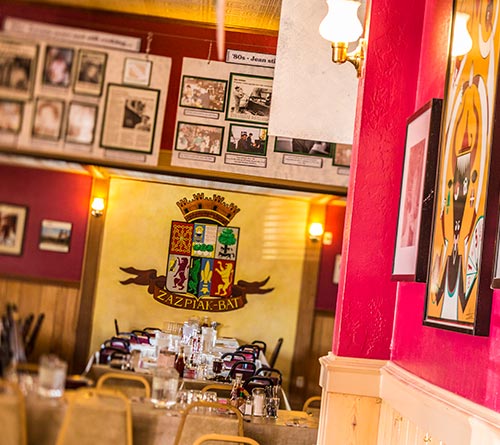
[{"left": 166, "top": 221, "right": 240, "bottom": 299}]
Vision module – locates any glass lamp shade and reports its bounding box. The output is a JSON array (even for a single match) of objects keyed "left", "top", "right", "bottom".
[
  {"left": 91, "top": 197, "right": 105, "bottom": 213},
  {"left": 319, "top": 0, "right": 363, "bottom": 43},
  {"left": 451, "top": 12, "right": 472, "bottom": 57},
  {"left": 309, "top": 222, "right": 324, "bottom": 238}
]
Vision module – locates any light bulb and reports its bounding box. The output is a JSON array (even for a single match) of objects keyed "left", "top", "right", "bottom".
[
  {"left": 451, "top": 12, "right": 472, "bottom": 57},
  {"left": 319, "top": 0, "right": 363, "bottom": 43},
  {"left": 91, "top": 197, "right": 105, "bottom": 216},
  {"left": 309, "top": 222, "right": 324, "bottom": 240}
]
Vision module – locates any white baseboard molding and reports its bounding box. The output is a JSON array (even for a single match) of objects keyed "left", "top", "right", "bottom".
[
  {"left": 319, "top": 352, "right": 387, "bottom": 397},
  {"left": 380, "top": 361, "right": 500, "bottom": 445},
  {"left": 318, "top": 354, "right": 500, "bottom": 445}
]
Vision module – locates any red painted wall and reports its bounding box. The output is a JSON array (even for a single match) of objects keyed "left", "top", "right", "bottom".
[
  {"left": 0, "top": 164, "right": 92, "bottom": 282},
  {"left": 390, "top": 0, "right": 500, "bottom": 412},
  {"left": 0, "top": 2, "right": 278, "bottom": 153},
  {"left": 315, "top": 202, "right": 345, "bottom": 312},
  {"left": 333, "top": 0, "right": 426, "bottom": 359}
]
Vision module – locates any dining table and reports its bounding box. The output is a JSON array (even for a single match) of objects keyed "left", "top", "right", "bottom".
[{"left": 24, "top": 390, "right": 319, "bottom": 445}]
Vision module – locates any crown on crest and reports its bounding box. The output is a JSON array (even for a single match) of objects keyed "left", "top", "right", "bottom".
[{"left": 176, "top": 193, "right": 240, "bottom": 226}]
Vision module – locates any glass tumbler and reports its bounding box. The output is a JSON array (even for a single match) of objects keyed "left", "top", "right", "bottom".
[{"left": 38, "top": 354, "right": 67, "bottom": 398}]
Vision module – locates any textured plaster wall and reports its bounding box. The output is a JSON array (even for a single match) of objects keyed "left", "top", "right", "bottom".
[
  {"left": 89, "top": 178, "right": 309, "bottom": 384},
  {"left": 390, "top": 0, "right": 500, "bottom": 412},
  {"left": 333, "top": 0, "right": 426, "bottom": 359}
]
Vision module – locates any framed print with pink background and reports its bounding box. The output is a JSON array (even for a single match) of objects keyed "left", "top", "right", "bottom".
[
  {"left": 423, "top": 0, "right": 500, "bottom": 335},
  {"left": 392, "top": 98, "right": 442, "bottom": 282}
]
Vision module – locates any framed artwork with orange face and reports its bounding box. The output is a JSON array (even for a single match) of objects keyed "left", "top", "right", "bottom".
[{"left": 423, "top": 0, "right": 500, "bottom": 335}]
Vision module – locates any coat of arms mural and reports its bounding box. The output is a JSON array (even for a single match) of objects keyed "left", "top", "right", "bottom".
[{"left": 120, "top": 193, "right": 273, "bottom": 312}]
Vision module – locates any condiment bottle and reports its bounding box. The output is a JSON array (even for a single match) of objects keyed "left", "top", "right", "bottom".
[
  {"left": 174, "top": 346, "right": 186, "bottom": 377},
  {"left": 230, "top": 373, "right": 243, "bottom": 406}
]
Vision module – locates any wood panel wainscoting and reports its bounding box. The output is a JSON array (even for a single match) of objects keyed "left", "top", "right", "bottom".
[
  {"left": 0, "top": 276, "right": 81, "bottom": 369},
  {"left": 317, "top": 354, "right": 500, "bottom": 445}
]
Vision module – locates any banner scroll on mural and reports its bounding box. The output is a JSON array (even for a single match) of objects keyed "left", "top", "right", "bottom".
[{"left": 170, "top": 57, "right": 351, "bottom": 187}]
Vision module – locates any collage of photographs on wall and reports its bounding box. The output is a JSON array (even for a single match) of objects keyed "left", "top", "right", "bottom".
[
  {"left": 0, "top": 35, "right": 167, "bottom": 163},
  {"left": 173, "top": 70, "right": 352, "bottom": 169}
]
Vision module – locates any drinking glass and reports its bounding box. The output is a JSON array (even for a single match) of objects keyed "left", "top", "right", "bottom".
[
  {"left": 151, "top": 366, "right": 179, "bottom": 408},
  {"left": 38, "top": 354, "right": 67, "bottom": 398},
  {"left": 212, "top": 358, "right": 223, "bottom": 375},
  {"left": 266, "top": 396, "right": 279, "bottom": 418}
]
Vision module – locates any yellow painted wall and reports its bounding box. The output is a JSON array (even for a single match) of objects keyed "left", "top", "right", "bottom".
[{"left": 90, "top": 177, "right": 310, "bottom": 384}]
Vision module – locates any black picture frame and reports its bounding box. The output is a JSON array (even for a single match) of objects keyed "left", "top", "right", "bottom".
[
  {"left": 225, "top": 73, "right": 272, "bottom": 124},
  {"left": 274, "top": 137, "right": 333, "bottom": 158},
  {"left": 100, "top": 83, "right": 160, "bottom": 154},
  {"left": 392, "top": 98, "right": 442, "bottom": 282},
  {"left": 32, "top": 97, "right": 65, "bottom": 141},
  {"left": 73, "top": 49, "right": 107, "bottom": 97},
  {"left": 0, "top": 202, "right": 28, "bottom": 256},
  {"left": 0, "top": 37, "right": 38, "bottom": 100},
  {"left": 179, "top": 75, "right": 227, "bottom": 113},
  {"left": 175, "top": 121, "right": 225, "bottom": 155},
  {"left": 227, "top": 123, "right": 268, "bottom": 156}
]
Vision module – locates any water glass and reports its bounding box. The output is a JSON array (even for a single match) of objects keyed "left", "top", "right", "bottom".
[
  {"left": 266, "top": 396, "right": 279, "bottom": 418},
  {"left": 38, "top": 354, "right": 67, "bottom": 398},
  {"left": 203, "top": 390, "right": 218, "bottom": 403},
  {"left": 151, "top": 366, "right": 179, "bottom": 408}
]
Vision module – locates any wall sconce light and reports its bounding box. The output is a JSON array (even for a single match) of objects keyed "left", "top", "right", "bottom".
[
  {"left": 309, "top": 222, "right": 324, "bottom": 242},
  {"left": 91, "top": 197, "right": 105, "bottom": 217},
  {"left": 451, "top": 12, "right": 472, "bottom": 57},
  {"left": 319, "top": 0, "right": 366, "bottom": 77}
]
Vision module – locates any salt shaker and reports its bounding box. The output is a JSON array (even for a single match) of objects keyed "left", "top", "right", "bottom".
[{"left": 252, "top": 387, "right": 265, "bottom": 416}]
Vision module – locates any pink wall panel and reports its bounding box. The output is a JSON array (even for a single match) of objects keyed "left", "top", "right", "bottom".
[
  {"left": 0, "top": 165, "right": 92, "bottom": 282},
  {"left": 333, "top": 0, "right": 426, "bottom": 359},
  {"left": 390, "top": 0, "right": 500, "bottom": 412}
]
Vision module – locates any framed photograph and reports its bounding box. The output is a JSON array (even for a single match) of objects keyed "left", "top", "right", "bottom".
[
  {"left": 32, "top": 97, "right": 65, "bottom": 140},
  {"left": 175, "top": 121, "right": 224, "bottom": 155},
  {"left": 392, "top": 98, "right": 442, "bottom": 282},
  {"left": 493, "top": 209, "right": 500, "bottom": 289},
  {"left": 424, "top": 0, "right": 500, "bottom": 335},
  {"left": 74, "top": 49, "right": 107, "bottom": 96},
  {"left": 333, "top": 144, "right": 353, "bottom": 167},
  {"left": 65, "top": 101, "right": 98, "bottom": 145},
  {"left": 179, "top": 75, "right": 227, "bottom": 112},
  {"left": 226, "top": 73, "right": 273, "bottom": 124},
  {"left": 38, "top": 219, "right": 72, "bottom": 253},
  {"left": 100, "top": 83, "right": 160, "bottom": 154},
  {"left": 0, "top": 99, "right": 23, "bottom": 134},
  {"left": 274, "top": 137, "right": 333, "bottom": 157},
  {"left": 0, "top": 38, "right": 38, "bottom": 100},
  {"left": 0, "top": 203, "right": 28, "bottom": 256},
  {"left": 123, "top": 58, "right": 152, "bottom": 86},
  {"left": 42, "top": 45, "right": 74, "bottom": 88},
  {"left": 227, "top": 123, "right": 268, "bottom": 156}
]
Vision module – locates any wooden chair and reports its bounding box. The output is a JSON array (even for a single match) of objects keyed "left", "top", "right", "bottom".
[
  {"left": 0, "top": 379, "right": 27, "bottom": 445},
  {"left": 201, "top": 383, "right": 249, "bottom": 398},
  {"left": 173, "top": 401, "right": 244, "bottom": 445},
  {"left": 302, "top": 395, "right": 321, "bottom": 412},
  {"left": 96, "top": 371, "right": 151, "bottom": 398},
  {"left": 55, "top": 387, "right": 132, "bottom": 445},
  {"left": 193, "top": 433, "right": 260, "bottom": 445}
]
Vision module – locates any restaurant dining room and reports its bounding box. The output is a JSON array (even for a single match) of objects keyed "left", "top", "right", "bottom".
[{"left": 1, "top": 0, "right": 500, "bottom": 444}]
